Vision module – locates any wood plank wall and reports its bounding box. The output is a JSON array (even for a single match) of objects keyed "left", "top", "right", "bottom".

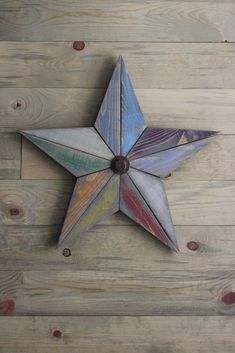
[{"left": 0, "top": 1, "right": 235, "bottom": 352}]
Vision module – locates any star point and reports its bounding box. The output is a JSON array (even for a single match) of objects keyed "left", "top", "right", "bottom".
[{"left": 20, "top": 58, "right": 217, "bottom": 251}]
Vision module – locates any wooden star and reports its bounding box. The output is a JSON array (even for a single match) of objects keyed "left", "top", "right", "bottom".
[{"left": 20, "top": 57, "right": 217, "bottom": 251}]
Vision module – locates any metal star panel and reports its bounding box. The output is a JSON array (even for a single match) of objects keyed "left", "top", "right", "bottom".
[{"left": 20, "top": 57, "right": 217, "bottom": 251}]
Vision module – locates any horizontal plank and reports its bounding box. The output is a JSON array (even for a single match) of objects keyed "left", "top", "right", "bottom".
[
  {"left": 0, "top": 133, "right": 20, "bottom": 179},
  {"left": 0, "top": 1, "right": 234, "bottom": 42},
  {"left": 0, "top": 225, "right": 235, "bottom": 271},
  {"left": 0, "top": 42, "right": 235, "bottom": 88},
  {"left": 0, "top": 268, "right": 234, "bottom": 315},
  {"left": 0, "top": 88, "right": 234, "bottom": 134},
  {"left": 21, "top": 135, "right": 235, "bottom": 181},
  {"left": 0, "top": 317, "right": 234, "bottom": 353},
  {"left": 0, "top": 180, "right": 235, "bottom": 226}
]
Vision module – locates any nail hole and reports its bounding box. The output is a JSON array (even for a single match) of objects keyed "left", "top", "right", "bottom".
[
  {"left": 73, "top": 41, "right": 85, "bottom": 51},
  {"left": 9, "top": 208, "right": 20, "bottom": 216},
  {"left": 12, "top": 99, "right": 22, "bottom": 110},
  {"left": 53, "top": 330, "right": 62, "bottom": 339},
  {"left": 63, "top": 248, "right": 71, "bottom": 257},
  {"left": 221, "top": 292, "right": 235, "bottom": 305},
  {"left": 187, "top": 241, "right": 199, "bottom": 251},
  {"left": 224, "top": 40, "right": 228, "bottom": 42}
]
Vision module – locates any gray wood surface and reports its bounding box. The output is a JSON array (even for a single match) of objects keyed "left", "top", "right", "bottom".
[
  {"left": 0, "top": 42, "right": 235, "bottom": 88},
  {"left": 0, "top": 133, "right": 20, "bottom": 179},
  {"left": 0, "top": 0, "right": 235, "bottom": 42},
  {"left": 0, "top": 316, "right": 234, "bottom": 353},
  {"left": 0, "top": 225, "right": 234, "bottom": 271},
  {"left": 0, "top": 268, "right": 234, "bottom": 315}
]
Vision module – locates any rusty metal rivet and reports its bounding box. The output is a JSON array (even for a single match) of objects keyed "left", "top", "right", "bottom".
[
  {"left": 111, "top": 156, "right": 130, "bottom": 175},
  {"left": 9, "top": 208, "right": 20, "bottom": 216},
  {"left": 73, "top": 41, "right": 85, "bottom": 51},
  {"left": 53, "top": 330, "right": 62, "bottom": 339},
  {"left": 187, "top": 241, "right": 199, "bottom": 251},
  {"left": 63, "top": 248, "right": 71, "bottom": 257},
  {"left": 221, "top": 292, "right": 235, "bottom": 305}
]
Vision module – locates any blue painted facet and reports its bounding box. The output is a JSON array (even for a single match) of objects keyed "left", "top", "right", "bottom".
[
  {"left": 95, "top": 57, "right": 121, "bottom": 155},
  {"left": 120, "top": 58, "right": 146, "bottom": 156}
]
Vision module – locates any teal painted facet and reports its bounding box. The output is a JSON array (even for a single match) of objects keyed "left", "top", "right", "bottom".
[{"left": 22, "top": 132, "right": 110, "bottom": 177}]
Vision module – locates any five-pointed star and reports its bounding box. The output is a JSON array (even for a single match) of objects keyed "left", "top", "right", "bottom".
[{"left": 20, "top": 57, "right": 217, "bottom": 251}]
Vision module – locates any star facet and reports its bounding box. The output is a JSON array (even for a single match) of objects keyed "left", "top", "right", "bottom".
[{"left": 20, "top": 57, "right": 217, "bottom": 251}]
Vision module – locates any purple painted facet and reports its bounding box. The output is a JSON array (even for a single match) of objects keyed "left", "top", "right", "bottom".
[
  {"left": 128, "top": 127, "right": 218, "bottom": 161},
  {"left": 131, "top": 137, "right": 215, "bottom": 178}
]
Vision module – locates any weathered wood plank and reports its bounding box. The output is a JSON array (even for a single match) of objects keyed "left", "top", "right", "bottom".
[
  {"left": 0, "top": 317, "right": 234, "bottom": 353},
  {"left": 0, "top": 133, "right": 20, "bottom": 179},
  {"left": 0, "top": 42, "right": 235, "bottom": 88},
  {"left": 0, "top": 225, "right": 235, "bottom": 271},
  {"left": 0, "top": 268, "right": 235, "bottom": 315},
  {"left": 0, "top": 0, "right": 234, "bottom": 42},
  {"left": 0, "top": 88, "right": 234, "bottom": 134},
  {"left": 0, "top": 180, "right": 235, "bottom": 226}
]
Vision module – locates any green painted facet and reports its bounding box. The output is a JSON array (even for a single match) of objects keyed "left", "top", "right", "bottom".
[{"left": 24, "top": 133, "right": 110, "bottom": 177}]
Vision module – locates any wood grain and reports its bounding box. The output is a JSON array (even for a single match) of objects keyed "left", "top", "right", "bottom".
[
  {"left": 0, "top": 0, "right": 235, "bottom": 41},
  {"left": 0, "top": 267, "right": 235, "bottom": 315},
  {"left": 0, "top": 179, "right": 235, "bottom": 226},
  {"left": 1, "top": 88, "right": 234, "bottom": 134},
  {"left": 0, "top": 225, "right": 235, "bottom": 271},
  {"left": 1, "top": 42, "right": 235, "bottom": 88},
  {"left": 0, "top": 316, "right": 234, "bottom": 353},
  {"left": 0, "top": 133, "right": 20, "bottom": 179}
]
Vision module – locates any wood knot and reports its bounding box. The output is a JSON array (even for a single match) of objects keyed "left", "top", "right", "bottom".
[
  {"left": 63, "top": 248, "right": 71, "bottom": 257},
  {"left": 53, "top": 330, "right": 63, "bottom": 339},
  {"left": 73, "top": 41, "right": 85, "bottom": 51},
  {"left": 9, "top": 207, "right": 20, "bottom": 216},
  {"left": 12, "top": 99, "right": 23, "bottom": 110},
  {"left": 221, "top": 292, "right": 235, "bottom": 305},
  {"left": 0, "top": 299, "right": 15, "bottom": 316},
  {"left": 187, "top": 241, "right": 199, "bottom": 251}
]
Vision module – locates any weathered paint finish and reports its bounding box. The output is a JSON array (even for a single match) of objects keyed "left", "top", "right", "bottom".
[
  {"left": 18, "top": 57, "right": 217, "bottom": 250},
  {"left": 58, "top": 170, "right": 113, "bottom": 247},
  {"left": 128, "top": 168, "right": 178, "bottom": 248},
  {"left": 59, "top": 174, "right": 120, "bottom": 248},
  {"left": 120, "top": 57, "right": 146, "bottom": 155},
  {"left": 95, "top": 57, "right": 145, "bottom": 156},
  {"left": 21, "top": 133, "right": 111, "bottom": 177},
  {"left": 131, "top": 138, "right": 215, "bottom": 178},
  {"left": 95, "top": 58, "right": 121, "bottom": 155},
  {"left": 120, "top": 173, "right": 177, "bottom": 251},
  {"left": 20, "top": 127, "right": 113, "bottom": 160},
  {"left": 128, "top": 127, "right": 217, "bottom": 160}
]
